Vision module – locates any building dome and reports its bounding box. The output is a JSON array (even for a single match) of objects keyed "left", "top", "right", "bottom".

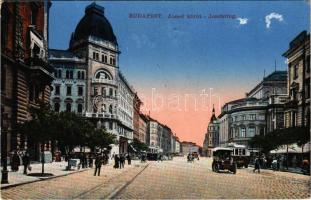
[{"left": 70, "top": 3, "right": 117, "bottom": 47}]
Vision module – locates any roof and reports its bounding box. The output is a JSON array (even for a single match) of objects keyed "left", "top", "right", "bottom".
[
  {"left": 212, "top": 147, "right": 233, "bottom": 152},
  {"left": 283, "top": 31, "right": 310, "bottom": 57},
  {"left": 246, "top": 71, "right": 287, "bottom": 97},
  {"left": 49, "top": 49, "right": 80, "bottom": 59},
  {"left": 70, "top": 2, "right": 117, "bottom": 47}
]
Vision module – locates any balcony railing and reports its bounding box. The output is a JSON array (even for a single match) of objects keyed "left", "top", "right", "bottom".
[
  {"left": 85, "top": 112, "right": 118, "bottom": 119},
  {"left": 91, "top": 78, "right": 117, "bottom": 86},
  {"left": 29, "top": 57, "right": 54, "bottom": 73}
]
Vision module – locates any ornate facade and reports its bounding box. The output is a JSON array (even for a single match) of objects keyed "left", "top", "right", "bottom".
[
  {"left": 49, "top": 3, "right": 134, "bottom": 155},
  {"left": 1, "top": 1, "right": 53, "bottom": 157},
  {"left": 283, "top": 31, "right": 310, "bottom": 129}
]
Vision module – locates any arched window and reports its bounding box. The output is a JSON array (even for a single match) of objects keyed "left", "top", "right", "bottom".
[
  {"left": 66, "top": 103, "right": 71, "bottom": 112},
  {"left": 248, "top": 126, "right": 255, "bottom": 137},
  {"left": 66, "top": 70, "right": 69, "bottom": 79},
  {"left": 77, "top": 71, "right": 81, "bottom": 79},
  {"left": 81, "top": 71, "right": 85, "bottom": 79},
  {"left": 77, "top": 104, "right": 83, "bottom": 113},
  {"left": 54, "top": 103, "right": 60, "bottom": 112},
  {"left": 95, "top": 70, "right": 111, "bottom": 80}
]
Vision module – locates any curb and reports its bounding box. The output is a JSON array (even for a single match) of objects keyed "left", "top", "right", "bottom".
[
  {"left": 1, "top": 168, "right": 91, "bottom": 190},
  {"left": 105, "top": 163, "right": 149, "bottom": 199}
]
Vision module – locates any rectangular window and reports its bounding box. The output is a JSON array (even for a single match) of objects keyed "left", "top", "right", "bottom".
[
  {"left": 294, "top": 64, "right": 298, "bottom": 79},
  {"left": 250, "top": 114, "right": 256, "bottom": 120},
  {"left": 248, "top": 127, "right": 255, "bottom": 137},
  {"left": 55, "top": 85, "right": 60, "bottom": 95},
  {"left": 93, "top": 52, "right": 96, "bottom": 59},
  {"left": 96, "top": 53, "right": 99, "bottom": 60},
  {"left": 66, "top": 86, "right": 72, "bottom": 96},
  {"left": 94, "top": 87, "right": 98, "bottom": 96},
  {"left": 78, "top": 86, "right": 83, "bottom": 96},
  {"left": 109, "top": 122, "right": 113, "bottom": 130},
  {"left": 101, "top": 87, "right": 106, "bottom": 96}
]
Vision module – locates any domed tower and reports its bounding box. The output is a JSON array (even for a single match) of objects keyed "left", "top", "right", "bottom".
[{"left": 71, "top": 2, "right": 120, "bottom": 135}]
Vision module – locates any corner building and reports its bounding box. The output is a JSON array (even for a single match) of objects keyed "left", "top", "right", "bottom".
[{"left": 49, "top": 3, "right": 134, "bottom": 155}]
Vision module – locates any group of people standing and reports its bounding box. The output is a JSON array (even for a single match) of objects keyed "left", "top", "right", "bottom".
[
  {"left": 10, "top": 151, "right": 31, "bottom": 175},
  {"left": 113, "top": 154, "right": 131, "bottom": 169}
]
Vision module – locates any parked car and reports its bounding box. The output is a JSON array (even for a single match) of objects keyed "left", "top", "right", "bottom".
[{"left": 212, "top": 147, "right": 237, "bottom": 174}]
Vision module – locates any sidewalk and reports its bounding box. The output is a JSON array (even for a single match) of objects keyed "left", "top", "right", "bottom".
[
  {"left": 248, "top": 164, "right": 305, "bottom": 175},
  {"left": 0, "top": 161, "right": 93, "bottom": 189}
]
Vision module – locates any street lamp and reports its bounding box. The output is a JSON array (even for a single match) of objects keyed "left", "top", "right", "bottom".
[{"left": 1, "top": 113, "right": 9, "bottom": 184}]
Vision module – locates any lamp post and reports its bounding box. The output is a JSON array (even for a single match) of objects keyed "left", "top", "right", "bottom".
[{"left": 1, "top": 113, "right": 9, "bottom": 184}]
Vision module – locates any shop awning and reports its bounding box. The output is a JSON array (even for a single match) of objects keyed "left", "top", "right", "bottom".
[{"left": 270, "top": 143, "right": 310, "bottom": 154}]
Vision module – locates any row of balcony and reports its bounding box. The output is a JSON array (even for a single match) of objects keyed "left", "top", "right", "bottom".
[{"left": 91, "top": 78, "right": 118, "bottom": 86}]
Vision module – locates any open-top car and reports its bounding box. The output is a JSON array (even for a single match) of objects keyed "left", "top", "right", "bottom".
[{"left": 212, "top": 147, "right": 237, "bottom": 174}]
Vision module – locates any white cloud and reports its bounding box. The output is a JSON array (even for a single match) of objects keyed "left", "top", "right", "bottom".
[
  {"left": 265, "top": 12, "right": 283, "bottom": 28},
  {"left": 237, "top": 17, "right": 248, "bottom": 25}
]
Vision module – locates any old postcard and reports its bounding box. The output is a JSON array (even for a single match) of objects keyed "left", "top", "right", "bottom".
[{"left": 1, "top": 0, "right": 310, "bottom": 199}]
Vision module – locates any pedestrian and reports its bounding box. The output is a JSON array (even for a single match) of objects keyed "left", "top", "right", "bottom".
[
  {"left": 114, "top": 154, "right": 119, "bottom": 169},
  {"left": 83, "top": 153, "right": 87, "bottom": 168},
  {"left": 22, "top": 153, "right": 30, "bottom": 175},
  {"left": 253, "top": 157, "right": 260, "bottom": 173},
  {"left": 126, "top": 154, "right": 131, "bottom": 165},
  {"left": 94, "top": 154, "right": 102, "bottom": 176},
  {"left": 89, "top": 154, "right": 93, "bottom": 168},
  {"left": 11, "top": 151, "right": 20, "bottom": 172},
  {"left": 120, "top": 154, "right": 125, "bottom": 169}
]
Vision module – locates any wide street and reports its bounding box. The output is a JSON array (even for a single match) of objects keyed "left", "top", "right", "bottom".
[{"left": 1, "top": 157, "right": 310, "bottom": 199}]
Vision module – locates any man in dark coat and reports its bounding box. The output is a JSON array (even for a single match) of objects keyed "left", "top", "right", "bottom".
[
  {"left": 22, "top": 153, "right": 30, "bottom": 174},
  {"left": 114, "top": 154, "right": 119, "bottom": 169},
  {"left": 94, "top": 154, "right": 102, "bottom": 176},
  {"left": 120, "top": 154, "right": 125, "bottom": 169},
  {"left": 253, "top": 157, "right": 261, "bottom": 173},
  {"left": 11, "top": 151, "right": 20, "bottom": 172},
  {"left": 126, "top": 154, "right": 131, "bottom": 165}
]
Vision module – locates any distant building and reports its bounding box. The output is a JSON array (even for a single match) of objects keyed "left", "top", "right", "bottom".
[
  {"left": 146, "top": 117, "right": 161, "bottom": 153},
  {"left": 181, "top": 141, "right": 198, "bottom": 155},
  {"left": 133, "top": 93, "right": 142, "bottom": 141},
  {"left": 218, "top": 71, "right": 287, "bottom": 150},
  {"left": 175, "top": 138, "right": 181, "bottom": 154},
  {"left": 203, "top": 105, "right": 220, "bottom": 157},
  {"left": 138, "top": 113, "right": 148, "bottom": 143},
  {"left": 283, "top": 31, "right": 310, "bottom": 128}
]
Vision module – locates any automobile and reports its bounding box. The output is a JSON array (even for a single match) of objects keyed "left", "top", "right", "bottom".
[
  {"left": 211, "top": 147, "right": 237, "bottom": 174},
  {"left": 147, "top": 153, "right": 158, "bottom": 161},
  {"left": 228, "top": 143, "right": 250, "bottom": 168}
]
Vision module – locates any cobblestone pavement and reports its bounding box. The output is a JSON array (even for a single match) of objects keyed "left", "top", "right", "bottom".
[
  {"left": 1, "top": 161, "right": 147, "bottom": 199},
  {"left": 115, "top": 157, "right": 311, "bottom": 199}
]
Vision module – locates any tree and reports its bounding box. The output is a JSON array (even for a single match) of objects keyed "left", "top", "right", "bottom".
[
  {"left": 87, "top": 128, "right": 116, "bottom": 153},
  {"left": 54, "top": 112, "right": 93, "bottom": 168},
  {"left": 18, "top": 103, "right": 58, "bottom": 175},
  {"left": 131, "top": 138, "right": 149, "bottom": 153},
  {"left": 249, "top": 126, "right": 310, "bottom": 168}
]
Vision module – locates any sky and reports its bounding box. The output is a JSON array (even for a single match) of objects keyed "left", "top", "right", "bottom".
[{"left": 49, "top": 1, "right": 310, "bottom": 146}]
